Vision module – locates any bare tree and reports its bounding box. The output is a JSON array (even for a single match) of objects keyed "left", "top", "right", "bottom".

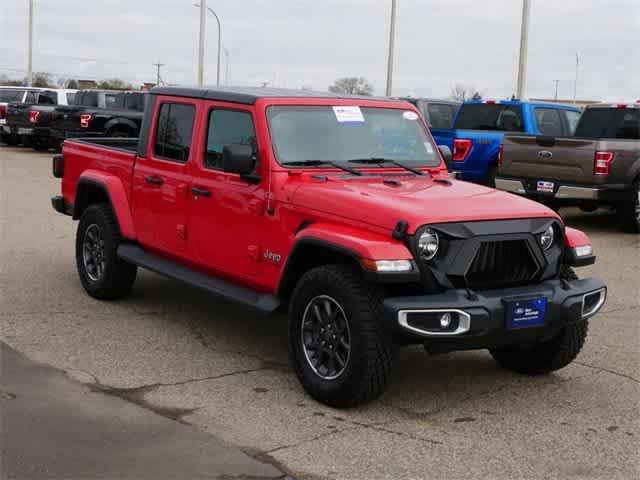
[
  {"left": 449, "top": 84, "right": 482, "bottom": 102},
  {"left": 31, "top": 72, "right": 54, "bottom": 88},
  {"left": 329, "top": 77, "right": 374, "bottom": 96},
  {"left": 0, "top": 74, "right": 24, "bottom": 86}
]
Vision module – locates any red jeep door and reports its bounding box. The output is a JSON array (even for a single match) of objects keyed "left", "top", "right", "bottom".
[
  {"left": 132, "top": 100, "right": 198, "bottom": 256},
  {"left": 188, "top": 105, "right": 264, "bottom": 281}
]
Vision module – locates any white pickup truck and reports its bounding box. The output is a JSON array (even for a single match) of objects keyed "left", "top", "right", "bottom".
[{"left": 1, "top": 87, "right": 76, "bottom": 146}]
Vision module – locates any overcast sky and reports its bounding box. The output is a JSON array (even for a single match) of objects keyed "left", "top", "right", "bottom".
[{"left": 1, "top": 0, "right": 638, "bottom": 100}]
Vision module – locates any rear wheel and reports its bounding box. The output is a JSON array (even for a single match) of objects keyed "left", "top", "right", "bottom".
[
  {"left": 485, "top": 164, "right": 498, "bottom": 188},
  {"left": 620, "top": 177, "right": 640, "bottom": 233},
  {"left": 2, "top": 134, "right": 19, "bottom": 146},
  {"left": 489, "top": 267, "right": 587, "bottom": 374},
  {"left": 107, "top": 129, "right": 131, "bottom": 138},
  {"left": 76, "top": 204, "right": 137, "bottom": 300},
  {"left": 289, "top": 265, "right": 393, "bottom": 407}
]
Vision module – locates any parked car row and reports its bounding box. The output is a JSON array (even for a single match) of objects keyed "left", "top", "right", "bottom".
[
  {"left": 0, "top": 86, "right": 147, "bottom": 150},
  {"left": 2, "top": 84, "right": 637, "bottom": 233}
]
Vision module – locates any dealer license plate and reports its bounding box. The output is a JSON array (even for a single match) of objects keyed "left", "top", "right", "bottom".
[
  {"left": 536, "top": 180, "right": 555, "bottom": 193},
  {"left": 505, "top": 297, "right": 547, "bottom": 330}
]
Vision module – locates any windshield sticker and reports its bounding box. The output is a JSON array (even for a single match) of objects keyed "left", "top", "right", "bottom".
[
  {"left": 403, "top": 111, "right": 419, "bottom": 121},
  {"left": 333, "top": 106, "right": 365, "bottom": 123},
  {"left": 424, "top": 142, "right": 434, "bottom": 154}
]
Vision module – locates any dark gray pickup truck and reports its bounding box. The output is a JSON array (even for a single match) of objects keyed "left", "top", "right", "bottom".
[{"left": 495, "top": 103, "right": 640, "bottom": 232}]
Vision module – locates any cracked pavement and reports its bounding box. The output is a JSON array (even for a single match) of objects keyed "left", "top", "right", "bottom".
[{"left": 1, "top": 147, "right": 639, "bottom": 479}]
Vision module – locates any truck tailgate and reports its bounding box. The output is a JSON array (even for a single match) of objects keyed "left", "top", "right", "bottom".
[{"left": 501, "top": 135, "right": 598, "bottom": 184}]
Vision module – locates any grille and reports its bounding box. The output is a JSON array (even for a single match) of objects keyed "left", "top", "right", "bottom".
[{"left": 465, "top": 240, "right": 539, "bottom": 288}]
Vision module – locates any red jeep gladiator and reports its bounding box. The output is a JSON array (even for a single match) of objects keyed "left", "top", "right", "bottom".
[{"left": 52, "top": 87, "right": 607, "bottom": 407}]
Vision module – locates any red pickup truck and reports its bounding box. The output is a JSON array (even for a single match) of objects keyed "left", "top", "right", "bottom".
[{"left": 52, "top": 87, "right": 606, "bottom": 407}]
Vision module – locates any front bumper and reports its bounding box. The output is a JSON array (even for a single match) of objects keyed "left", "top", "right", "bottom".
[
  {"left": 495, "top": 177, "right": 624, "bottom": 203},
  {"left": 383, "top": 276, "right": 606, "bottom": 349}
]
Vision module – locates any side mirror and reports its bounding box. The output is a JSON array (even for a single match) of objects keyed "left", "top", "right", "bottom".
[
  {"left": 222, "top": 144, "right": 260, "bottom": 182},
  {"left": 438, "top": 145, "right": 452, "bottom": 167}
]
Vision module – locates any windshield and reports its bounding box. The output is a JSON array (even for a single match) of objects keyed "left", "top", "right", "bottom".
[
  {"left": 454, "top": 104, "right": 524, "bottom": 132},
  {"left": 267, "top": 106, "right": 440, "bottom": 166}
]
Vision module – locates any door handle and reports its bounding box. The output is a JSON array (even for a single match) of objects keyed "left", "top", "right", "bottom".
[
  {"left": 145, "top": 175, "right": 164, "bottom": 186},
  {"left": 191, "top": 186, "right": 211, "bottom": 198}
]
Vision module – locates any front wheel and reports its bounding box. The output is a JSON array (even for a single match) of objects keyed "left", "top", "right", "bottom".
[
  {"left": 490, "top": 267, "right": 587, "bottom": 374},
  {"left": 76, "top": 203, "right": 137, "bottom": 300},
  {"left": 289, "top": 265, "right": 393, "bottom": 408}
]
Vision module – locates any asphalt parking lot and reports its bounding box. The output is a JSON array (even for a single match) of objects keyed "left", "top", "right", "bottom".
[{"left": 1, "top": 145, "right": 639, "bottom": 479}]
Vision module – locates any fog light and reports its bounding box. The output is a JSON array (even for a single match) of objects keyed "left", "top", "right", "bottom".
[
  {"left": 440, "top": 312, "right": 452, "bottom": 328},
  {"left": 574, "top": 245, "right": 593, "bottom": 257}
]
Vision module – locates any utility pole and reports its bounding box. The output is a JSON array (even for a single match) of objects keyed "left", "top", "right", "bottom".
[
  {"left": 385, "top": 0, "right": 397, "bottom": 97},
  {"left": 27, "top": 0, "right": 33, "bottom": 86},
  {"left": 553, "top": 79, "right": 560, "bottom": 100},
  {"left": 197, "top": 0, "right": 206, "bottom": 86},
  {"left": 195, "top": 3, "right": 222, "bottom": 87},
  {"left": 515, "top": 0, "right": 530, "bottom": 99},
  {"left": 153, "top": 62, "right": 165, "bottom": 87},
  {"left": 573, "top": 53, "right": 580, "bottom": 104}
]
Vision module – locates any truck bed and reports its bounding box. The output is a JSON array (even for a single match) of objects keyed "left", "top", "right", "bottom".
[
  {"left": 70, "top": 137, "right": 139, "bottom": 152},
  {"left": 61, "top": 138, "right": 139, "bottom": 210}
]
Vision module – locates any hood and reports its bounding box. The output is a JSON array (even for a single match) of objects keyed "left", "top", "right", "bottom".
[{"left": 289, "top": 173, "right": 558, "bottom": 234}]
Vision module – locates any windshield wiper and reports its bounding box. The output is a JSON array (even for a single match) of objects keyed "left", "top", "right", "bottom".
[
  {"left": 283, "top": 160, "right": 362, "bottom": 176},
  {"left": 348, "top": 158, "right": 425, "bottom": 176}
]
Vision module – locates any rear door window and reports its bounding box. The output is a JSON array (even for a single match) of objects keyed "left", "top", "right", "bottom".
[
  {"left": 37, "top": 91, "right": 58, "bottom": 105},
  {"left": 535, "top": 108, "right": 563, "bottom": 136},
  {"left": 575, "top": 108, "right": 640, "bottom": 139},
  {"left": 105, "top": 94, "right": 119, "bottom": 109},
  {"left": 563, "top": 110, "right": 581, "bottom": 135},
  {"left": 454, "top": 104, "right": 524, "bottom": 132},
  {"left": 25, "top": 91, "right": 38, "bottom": 104},
  {"left": 153, "top": 103, "right": 196, "bottom": 162},
  {"left": 204, "top": 109, "right": 256, "bottom": 170},
  {"left": 426, "top": 103, "right": 457, "bottom": 129}
]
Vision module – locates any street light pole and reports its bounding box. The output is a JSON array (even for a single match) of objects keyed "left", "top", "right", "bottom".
[
  {"left": 222, "top": 46, "right": 229, "bottom": 85},
  {"left": 195, "top": 3, "right": 222, "bottom": 87},
  {"left": 27, "top": 0, "right": 33, "bottom": 86},
  {"left": 197, "top": 0, "right": 206, "bottom": 86},
  {"left": 385, "top": 0, "right": 397, "bottom": 97},
  {"left": 553, "top": 79, "right": 560, "bottom": 100},
  {"left": 515, "top": 0, "right": 530, "bottom": 99}
]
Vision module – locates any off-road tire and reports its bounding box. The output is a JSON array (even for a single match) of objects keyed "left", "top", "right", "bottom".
[
  {"left": 289, "top": 265, "right": 393, "bottom": 407},
  {"left": 620, "top": 177, "right": 640, "bottom": 233},
  {"left": 490, "top": 267, "right": 587, "bottom": 374},
  {"left": 76, "top": 203, "right": 137, "bottom": 300}
]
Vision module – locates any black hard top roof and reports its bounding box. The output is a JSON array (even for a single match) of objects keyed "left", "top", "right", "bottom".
[
  {"left": 151, "top": 86, "right": 399, "bottom": 105},
  {"left": 398, "top": 97, "right": 461, "bottom": 106}
]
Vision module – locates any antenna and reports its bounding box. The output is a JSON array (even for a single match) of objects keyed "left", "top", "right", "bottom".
[{"left": 152, "top": 61, "right": 165, "bottom": 87}]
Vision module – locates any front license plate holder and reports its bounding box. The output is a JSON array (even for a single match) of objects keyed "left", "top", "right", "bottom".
[{"left": 504, "top": 297, "right": 547, "bottom": 330}]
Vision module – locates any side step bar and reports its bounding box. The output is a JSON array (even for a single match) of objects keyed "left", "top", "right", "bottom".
[{"left": 117, "top": 244, "right": 280, "bottom": 315}]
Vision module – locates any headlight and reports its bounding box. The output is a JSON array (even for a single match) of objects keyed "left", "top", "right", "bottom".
[
  {"left": 418, "top": 228, "right": 439, "bottom": 260},
  {"left": 539, "top": 225, "right": 555, "bottom": 250}
]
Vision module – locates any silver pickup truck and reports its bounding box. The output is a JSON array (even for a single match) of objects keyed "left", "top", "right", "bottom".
[{"left": 495, "top": 102, "right": 640, "bottom": 233}]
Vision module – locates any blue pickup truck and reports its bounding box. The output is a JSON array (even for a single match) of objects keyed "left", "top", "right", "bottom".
[{"left": 431, "top": 99, "right": 582, "bottom": 185}]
